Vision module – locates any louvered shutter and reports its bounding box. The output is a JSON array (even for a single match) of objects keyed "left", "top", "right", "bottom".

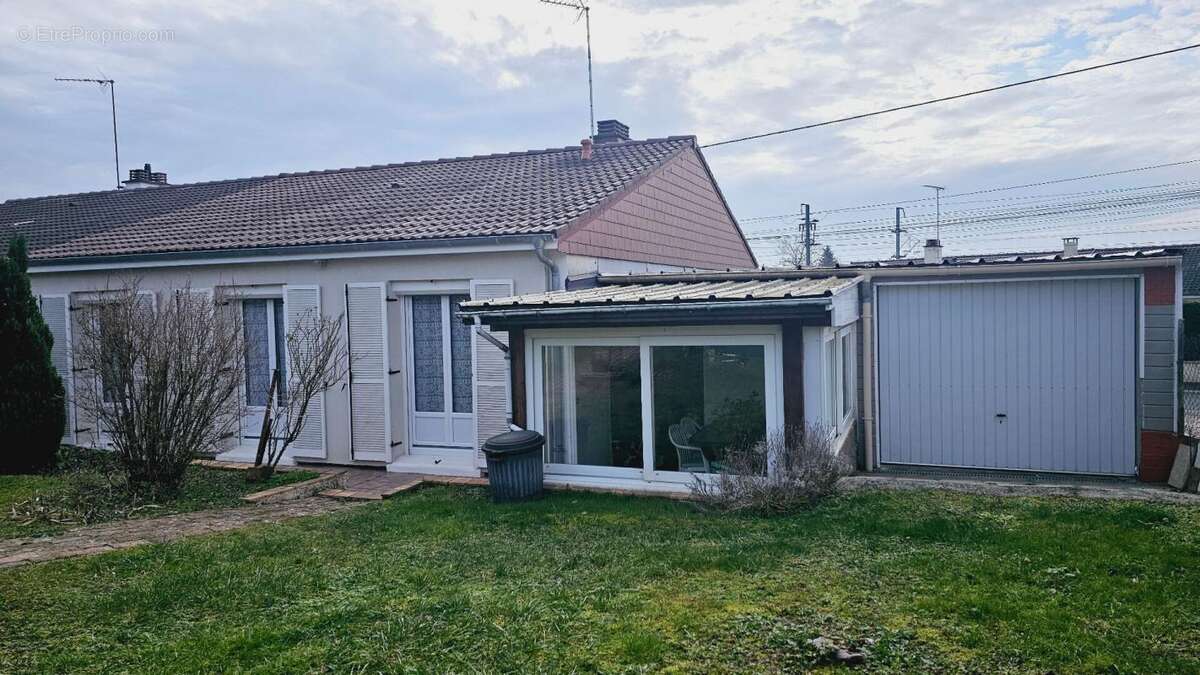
[
  {"left": 68, "top": 296, "right": 99, "bottom": 447},
  {"left": 283, "top": 285, "right": 327, "bottom": 458},
  {"left": 470, "top": 279, "right": 514, "bottom": 468},
  {"left": 346, "top": 283, "right": 390, "bottom": 462},
  {"left": 39, "top": 295, "right": 74, "bottom": 444}
]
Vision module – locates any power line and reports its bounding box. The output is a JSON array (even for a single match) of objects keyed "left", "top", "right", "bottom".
[
  {"left": 745, "top": 189, "right": 1200, "bottom": 246},
  {"left": 745, "top": 183, "right": 1200, "bottom": 238},
  {"left": 738, "top": 157, "right": 1200, "bottom": 223},
  {"left": 703, "top": 43, "right": 1200, "bottom": 149}
]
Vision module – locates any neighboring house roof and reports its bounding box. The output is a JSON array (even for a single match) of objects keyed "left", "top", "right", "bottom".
[
  {"left": 1180, "top": 245, "right": 1200, "bottom": 297},
  {"left": 845, "top": 246, "right": 1177, "bottom": 270},
  {"left": 0, "top": 136, "right": 754, "bottom": 268},
  {"left": 461, "top": 276, "right": 856, "bottom": 311}
]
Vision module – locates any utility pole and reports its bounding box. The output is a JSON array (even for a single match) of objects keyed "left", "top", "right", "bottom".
[
  {"left": 922, "top": 184, "right": 945, "bottom": 240},
  {"left": 802, "top": 203, "right": 814, "bottom": 267},
  {"left": 893, "top": 207, "right": 906, "bottom": 259},
  {"left": 55, "top": 77, "right": 120, "bottom": 189}
]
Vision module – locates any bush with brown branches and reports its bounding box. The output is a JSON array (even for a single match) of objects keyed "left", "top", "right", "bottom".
[{"left": 691, "top": 425, "right": 851, "bottom": 515}]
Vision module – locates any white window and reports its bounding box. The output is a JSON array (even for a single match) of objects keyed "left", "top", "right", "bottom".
[
  {"left": 824, "top": 326, "right": 856, "bottom": 434},
  {"left": 530, "top": 328, "right": 783, "bottom": 483},
  {"left": 242, "top": 298, "right": 287, "bottom": 408}
]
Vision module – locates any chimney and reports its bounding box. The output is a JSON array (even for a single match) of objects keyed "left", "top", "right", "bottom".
[
  {"left": 1062, "top": 236, "right": 1079, "bottom": 257},
  {"left": 580, "top": 138, "right": 594, "bottom": 160},
  {"left": 122, "top": 163, "right": 169, "bottom": 189},
  {"left": 593, "top": 119, "right": 630, "bottom": 144},
  {"left": 923, "top": 238, "right": 943, "bottom": 265}
]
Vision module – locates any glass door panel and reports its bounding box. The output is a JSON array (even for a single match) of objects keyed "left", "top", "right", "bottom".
[
  {"left": 541, "top": 345, "right": 643, "bottom": 474},
  {"left": 651, "top": 345, "right": 766, "bottom": 473}
]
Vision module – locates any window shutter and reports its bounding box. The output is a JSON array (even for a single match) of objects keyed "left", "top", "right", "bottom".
[
  {"left": 283, "top": 285, "right": 327, "bottom": 458},
  {"left": 39, "top": 295, "right": 74, "bottom": 444},
  {"left": 470, "top": 279, "right": 514, "bottom": 468},
  {"left": 346, "top": 283, "right": 391, "bottom": 462},
  {"left": 67, "top": 296, "right": 99, "bottom": 447}
]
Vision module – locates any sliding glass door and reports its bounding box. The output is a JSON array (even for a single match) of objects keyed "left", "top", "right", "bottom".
[{"left": 531, "top": 330, "right": 781, "bottom": 483}]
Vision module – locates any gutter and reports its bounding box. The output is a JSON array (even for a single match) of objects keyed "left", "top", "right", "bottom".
[
  {"left": 461, "top": 295, "right": 833, "bottom": 320},
  {"left": 28, "top": 233, "right": 558, "bottom": 273},
  {"left": 533, "top": 237, "right": 558, "bottom": 291}
]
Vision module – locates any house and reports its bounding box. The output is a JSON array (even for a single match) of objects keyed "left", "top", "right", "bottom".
[
  {"left": 462, "top": 239, "right": 1185, "bottom": 492},
  {"left": 0, "top": 122, "right": 757, "bottom": 475}
]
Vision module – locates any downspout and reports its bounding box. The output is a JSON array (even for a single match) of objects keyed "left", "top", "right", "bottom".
[{"left": 534, "top": 237, "right": 558, "bottom": 291}]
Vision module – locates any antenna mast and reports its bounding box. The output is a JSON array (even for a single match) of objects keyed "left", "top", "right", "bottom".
[
  {"left": 922, "top": 184, "right": 946, "bottom": 240},
  {"left": 56, "top": 77, "right": 120, "bottom": 189},
  {"left": 541, "top": 0, "right": 595, "bottom": 139}
]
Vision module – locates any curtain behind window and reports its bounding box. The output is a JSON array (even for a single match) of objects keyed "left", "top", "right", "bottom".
[
  {"left": 242, "top": 300, "right": 269, "bottom": 406},
  {"left": 411, "top": 295, "right": 445, "bottom": 412}
]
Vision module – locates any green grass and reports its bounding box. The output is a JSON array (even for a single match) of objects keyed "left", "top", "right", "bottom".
[
  {"left": 1, "top": 487, "right": 1199, "bottom": 673},
  {"left": 0, "top": 449, "right": 316, "bottom": 539}
]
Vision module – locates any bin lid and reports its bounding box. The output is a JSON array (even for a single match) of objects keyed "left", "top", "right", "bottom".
[{"left": 482, "top": 429, "right": 545, "bottom": 456}]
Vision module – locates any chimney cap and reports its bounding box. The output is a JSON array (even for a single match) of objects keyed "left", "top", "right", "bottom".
[
  {"left": 594, "top": 119, "right": 631, "bottom": 144},
  {"left": 123, "top": 162, "right": 169, "bottom": 187},
  {"left": 925, "top": 238, "right": 941, "bottom": 248}
]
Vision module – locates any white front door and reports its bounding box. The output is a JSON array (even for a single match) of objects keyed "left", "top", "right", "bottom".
[
  {"left": 240, "top": 298, "right": 287, "bottom": 445},
  {"left": 407, "top": 294, "right": 475, "bottom": 448}
]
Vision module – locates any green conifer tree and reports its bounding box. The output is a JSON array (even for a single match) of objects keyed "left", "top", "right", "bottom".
[{"left": 0, "top": 236, "right": 65, "bottom": 473}]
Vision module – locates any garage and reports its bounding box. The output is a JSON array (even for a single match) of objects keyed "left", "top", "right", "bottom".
[{"left": 875, "top": 276, "right": 1138, "bottom": 476}]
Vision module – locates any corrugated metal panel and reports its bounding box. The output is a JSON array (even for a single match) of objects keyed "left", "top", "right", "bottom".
[
  {"left": 461, "top": 276, "right": 855, "bottom": 311},
  {"left": 855, "top": 247, "right": 1172, "bottom": 269},
  {"left": 877, "top": 277, "right": 1137, "bottom": 475}
]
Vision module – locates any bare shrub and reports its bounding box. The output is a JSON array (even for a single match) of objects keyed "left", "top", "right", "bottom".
[
  {"left": 72, "top": 282, "right": 243, "bottom": 495},
  {"left": 253, "top": 307, "right": 349, "bottom": 477},
  {"left": 691, "top": 425, "right": 851, "bottom": 514}
]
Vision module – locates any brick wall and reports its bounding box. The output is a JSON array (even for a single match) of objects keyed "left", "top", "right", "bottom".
[
  {"left": 1140, "top": 430, "right": 1177, "bottom": 482},
  {"left": 1145, "top": 266, "right": 1175, "bottom": 305},
  {"left": 557, "top": 147, "right": 756, "bottom": 270}
]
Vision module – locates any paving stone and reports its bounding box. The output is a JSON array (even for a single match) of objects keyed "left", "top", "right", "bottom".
[{"left": 0, "top": 498, "right": 361, "bottom": 569}]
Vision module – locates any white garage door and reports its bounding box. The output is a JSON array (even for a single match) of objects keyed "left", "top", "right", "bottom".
[{"left": 877, "top": 277, "right": 1137, "bottom": 475}]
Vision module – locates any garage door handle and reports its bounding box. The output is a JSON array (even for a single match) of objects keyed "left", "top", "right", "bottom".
[{"left": 995, "top": 413, "right": 1007, "bottom": 420}]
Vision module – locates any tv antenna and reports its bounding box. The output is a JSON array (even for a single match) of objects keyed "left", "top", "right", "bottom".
[
  {"left": 55, "top": 77, "right": 121, "bottom": 189},
  {"left": 540, "top": 0, "right": 595, "bottom": 139},
  {"left": 922, "top": 184, "right": 945, "bottom": 240}
]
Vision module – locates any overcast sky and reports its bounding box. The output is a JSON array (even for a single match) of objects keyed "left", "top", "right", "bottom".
[{"left": 2, "top": 1, "right": 1198, "bottom": 263}]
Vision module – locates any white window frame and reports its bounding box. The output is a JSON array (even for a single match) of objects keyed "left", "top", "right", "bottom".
[
  {"left": 239, "top": 296, "right": 286, "bottom": 444},
  {"left": 527, "top": 325, "right": 784, "bottom": 484},
  {"left": 403, "top": 292, "right": 475, "bottom": 449},
  {"left": 823, "top": 324, "right": 856, "bottom": 439}
]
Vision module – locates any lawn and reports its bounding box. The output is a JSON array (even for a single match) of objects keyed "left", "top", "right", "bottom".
[
  {"left": 1, "top": 487, "right": 1199, "bottom": 673},
  {"left": 0, "top": 448, "right": 317, "bottom": 539}
]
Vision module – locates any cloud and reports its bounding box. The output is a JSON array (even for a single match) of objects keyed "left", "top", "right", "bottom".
[{"left": 1, "top": 0, "right": 1198, "bottom": 261}]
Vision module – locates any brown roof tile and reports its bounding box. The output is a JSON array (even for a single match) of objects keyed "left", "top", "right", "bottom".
[{"left": 0, "top": 137, "right": 693, "bottom": 261}]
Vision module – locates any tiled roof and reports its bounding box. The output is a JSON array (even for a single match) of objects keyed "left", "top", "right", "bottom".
[
  {"left": 1180, "top": 246, "right": 1200, "bottom": 297},
  {"left": 0, "top": 137, "right": 694, "bottom": 261},
  {"left": 460, "top": 276, "right": 856, "bottom": 311}
]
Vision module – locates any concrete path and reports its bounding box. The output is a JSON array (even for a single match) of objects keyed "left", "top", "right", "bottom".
[
  {"left": 0, "top": 497, "right": 361, "bottom": 570},
  {"left": 841, "top": 474, "right": 1200, "bottom": 505}
]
